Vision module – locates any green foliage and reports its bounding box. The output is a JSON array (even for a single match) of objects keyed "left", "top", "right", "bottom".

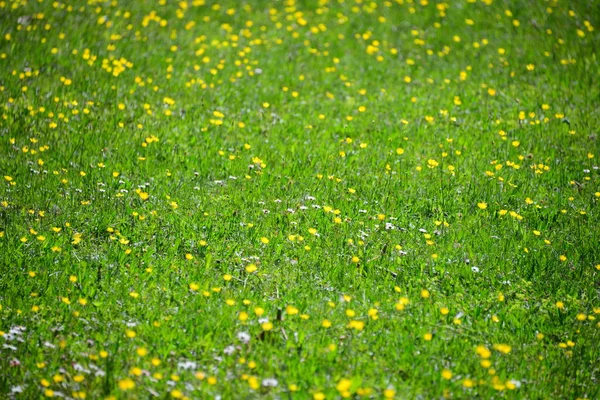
[{"left": 0, "top": 0, "right": 599, "bottom": 398}]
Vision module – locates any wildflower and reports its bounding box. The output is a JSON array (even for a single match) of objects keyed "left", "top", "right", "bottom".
[
  {"left": 136, "top": 347, "right": 148, "bottom": 357},
  {"left": 476, "top": 345, "right": 491, "bottom": 358},
  {"left": 347, "top": 320, "right": 365, "bottom": 330},
  {"left": 135, "top": 189, "right": 149, "bottom": 200},
  {"left": 336, "top": 378, "right": 352, "bottom": 392},
  {"left": 262, "top": 378, "right": 278, "bottom": 387},
  {"left": 493, "top": 344, "right": 512, "bottom": 354},
  {"left": 118, "top": 378, "right": 135, "bottom": 390},
  {"left": 261, "top": 321, "right": 273, "bottom": 331},
  {"left": 462, "top": 378, "right": 475, "bottom": 388}
]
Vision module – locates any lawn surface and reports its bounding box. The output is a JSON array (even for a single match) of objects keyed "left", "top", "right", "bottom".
[{"left": 1, "top": 0, "right": 599, "bottom": 398}]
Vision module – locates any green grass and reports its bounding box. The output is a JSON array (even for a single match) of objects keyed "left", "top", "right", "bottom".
[{"left": 1, "top": 0, "right": 599, "bottom": 398}]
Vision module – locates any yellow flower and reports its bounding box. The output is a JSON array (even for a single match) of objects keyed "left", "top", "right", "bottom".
[
  {"left": 493, "top": 344, "right": 512, "bottom": 354},
  {"left": 136, "top": 347, "right": 148, "bottom": 357},
  {"left": 441, "top": 369, "right": 452, "bottom": 380},
  {"left": 336, "top": 378, "right": 352, "bottom": 392},
  {"left": 286, "top": 305, "right": 299, "bottom": 315},
  {"left": 261, "top": 321, "right": 273, "bottom": 331},
  {"left": 347, "top": 320, "right": 365, "bottom": 330},
  {"left": 462, "top": 378, "right": 475, "bottom": 388},
  {"left": 194, "top": 371, "right": 206, "bottom": 380},
  {"left": 427, "top": 159, "right": 439, "bottom": 168},
  {"left": 118, "top": 378, "right": 136, "bottom": 390},
  {"left": 136, "top": 190, "right": 149, "bottom": 200},
  {"left": 477, "top": 202, "right": 488, "bottom": 210},
  {"left": 475, "top": 345, "right": 491, "bottom": 358}
]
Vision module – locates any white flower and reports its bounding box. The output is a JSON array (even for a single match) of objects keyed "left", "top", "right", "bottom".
[
  {"left": 262, "top": 378, "right": 279, "bottom": 387},
  {"left": 237, "top": 331, "right": 251, "bottom": 344},
  {"left": 177, "top": 360, "right": 197, "bottom": 370}
]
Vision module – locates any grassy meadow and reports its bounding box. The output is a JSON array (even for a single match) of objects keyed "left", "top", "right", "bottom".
[{"left": 1, "top": 0, "right": 599, "bottom": 398}]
